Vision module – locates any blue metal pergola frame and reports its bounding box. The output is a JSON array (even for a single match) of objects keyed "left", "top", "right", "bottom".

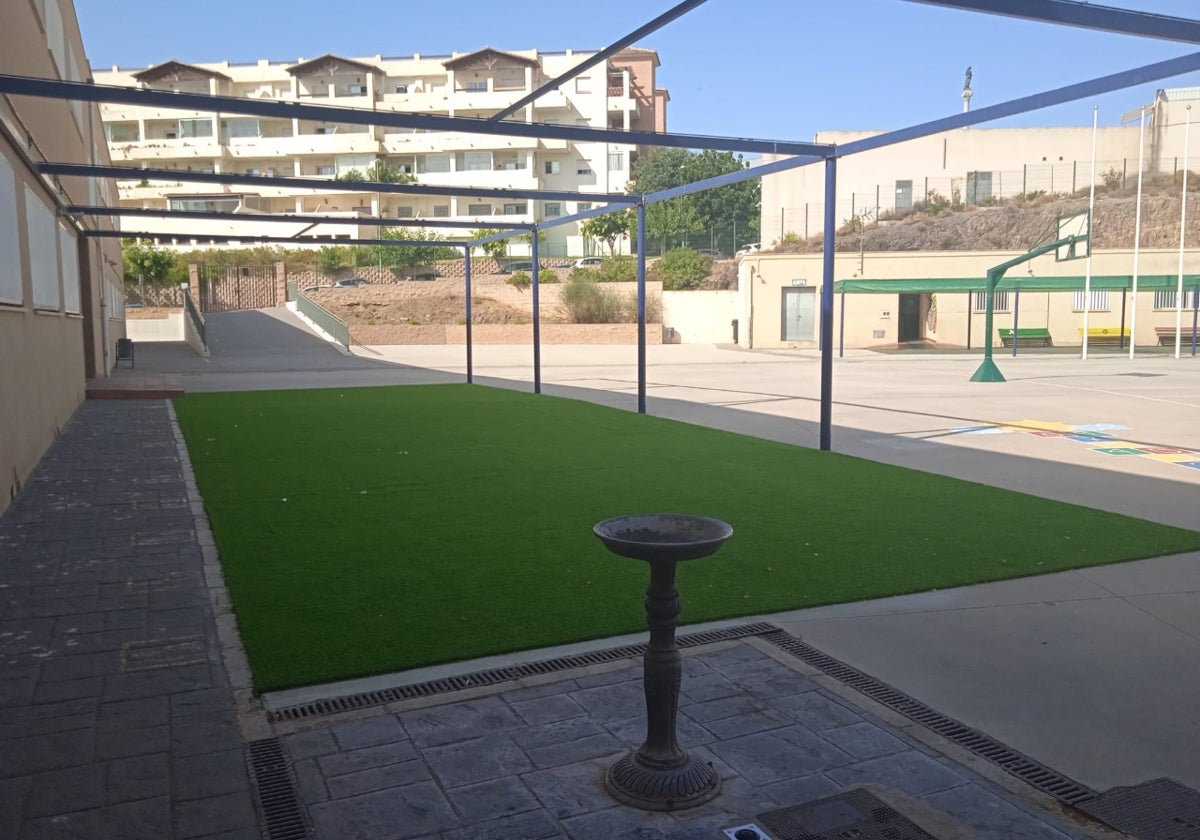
[{"left": 10, "top": 0, "right": 1200, "bottom": 452}]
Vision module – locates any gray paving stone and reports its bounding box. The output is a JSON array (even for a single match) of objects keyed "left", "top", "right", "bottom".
[
  {"left": 100, "top": 663, "right": 213, "bottom": 702},
  {"left": 0, "top": 776, "right": 29, "bottom": 839},
  {"left": 683, "top": 693, "right": 774, "bottom": 723},
  {"left": 606, "top": 712, "right": 715, "bottom": 750},
  {"left": 441, "top": 809, "right": 563, "bottom": 840},
  {"left": 98, "top": 697, "right": 169, "bottom": 728},
  {"left": 106, "top": 754, "right": 169, "bottom": 804},
  {"left": 501, "top": 680, "right": 580, "bottom": 703},
  {"left": 325, "top": 758, "right": 431, "bottom": 798},
  {"left": 560, "top": 804, "right": 690, "bottom": 839},
  {"left": 284, "top": 727, "right": 339, "bottom": 761},
  {"left": 309, "top": 781, "right": 458, "bottom": 839},
  {"left": 0, "top": 666, "right": 38, "bottom": 706},
  {"left": 291, "top": 757, "right": 329, "bottom": 804},
  {"left": 823, "top": 721, "right": 909, "bottom": 759},
  {"left": 722, "top": 657, "right": 821, "bottom": 698},
  {"left": 526, "top": 732, "right": 625, "bottom": 769},
  {"left": 168, "top": 713, "right": 243, "bottom": 757},
  {"left": 679, "top": 671, "right": 744, "bottom": 704},
  {"left": 174, "top": 791, "right": 259, "bottom": 839},
  {"left": 770, "top": 691, "right": 864, "bottom": 729},
  {"left": 402, "top": 695, "right": 523, "bottom": 748},
  {"left": 510, "top": 692, "right": 588, "bottom": 726},
  {"left": 169, "top": 688, "right": 234, "bottom": 719},
  {"left": 521, "top": 758, "right": 613, "bottom": 819},
  {"left": 172, "top": 748, "right": 250, "bottom": 801},
  {"left": 422, "top": 732, "right": 534, "bottom": 788},
  {"left": 571, "top": 680, "right": 645, "bottom": 722},
  {"left": 0, "top": 730, "right": 94, "bottom": 776},
  {"left": 762, "top": 771, "right": 845, "bottom": 805},
  {"left": 826, "top": 749, "right": 970, "bottom": 797},
  {"left": 708, "top": 725, "right": 853, "bottom": 785},
  {"left": 330, "top": 713, "right": 408, "bottom": 750},
  {"left": 662, "top": 773, "right": 782, "bottom": 824},
  {"left": 446, "top": 775, "right": 542, "bottom": 824},
  {"left": 572, "top": 664, "right": 640, "bottom": 689},
  {"left": 30, "top": 676, "right": 103, "bottom": 704},
  {"left": 510, "top": 716, "right": 609, "bottom": 750},
  {"left": 923, "top": 782, "right": 1081, "bottom": 839},
  {"left": 317, "top": 740, "right": 418, "bottom": 777},
  {"left": 702, "top": 708, "right": 793, "bottom": 740},
  {"left": 693, "top": 645, "right": 769, "bottom": 670},
  {"left": 20, "top": 796, "right": 172, "bottom": 840},
  {"left": 95, "top": 724, "right": 169, "bottom": 760},
  {"left": 23, "top": 764, "right": 105, "bottom": 818}
]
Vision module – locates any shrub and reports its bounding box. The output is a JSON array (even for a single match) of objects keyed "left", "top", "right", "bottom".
[
  {"left": 540, "top": 269, "right": 560, "bottom": 284},
  {"left": 569, "top": 267, "right": 599, "bottom": 283},
  {"left": 560, "top": 275, "right": 662, "bottom": 323},
  {"left": 596, "top": 256, "right": 636, "bottom": 282},
  {"left": 506, "top": 270, "right": 531, "bottom": 291},
  {"left": 317, "top": 246, "right": 346, "bottom": 274},
  {"left": 650, "top": 248, "right": 711, "bottom": 291}
]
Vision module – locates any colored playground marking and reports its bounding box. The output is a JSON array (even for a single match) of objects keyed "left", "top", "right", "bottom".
[{"left": 951, "top": 420, "right": 1200, "bottom": 472}]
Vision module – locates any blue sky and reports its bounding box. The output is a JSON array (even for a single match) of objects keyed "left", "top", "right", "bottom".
[{"left": 76, "top": 0, "right": 1200, "bottom": 142}]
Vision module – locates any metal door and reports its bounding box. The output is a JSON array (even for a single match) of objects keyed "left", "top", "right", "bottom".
[{"left": 782, "top": 288, "right": 815, "bottom": 341}]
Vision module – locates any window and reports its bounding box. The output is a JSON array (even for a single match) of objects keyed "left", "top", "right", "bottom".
[
  {"left": 607, "top": 152, "right": 624, "bottom": 172},
  {"left": 348, "top": 84, "right": 367, "bottom": 95},
  {"left": 315, "top": 165, "right": 335, "bottom": 176},
  {"left": 1154, "top": 289, "right": 1197, "bottom": 309},
  {"left": 1073, "top": 290, "right": 1109, "bottom": 311},
  {"left": 544, "top": 160, "right": 560, "bottom": 175},
  {"left": 577, "top": 202, "right": 593, "bottom": 213},
  {"left": 433, "top": 204, "right": 450, "bottom": 217},
  {"left": 966, "top": 171, "right": 993, "bottom": 204},
  {"left": 26, "top": 185, "right": 60, "bottom": 310},
  {"left": 544, "top": 202, "right": 562, "bottom": 218},
  {"left": 394, "top": 206, "right": 414, "bottom": 218},
  {"left": 503, "top": 203, "right": 527, "bottom": 215},
  {"left": 895, "top": 180, "right": 913, "bottom": 211},
  {"left": 0, "top": 155, "right": 21, "bottom": 303},
  {"left": 418, "top": 154, "right": 452, "bottom": 174},
  {"left": 105, "top": 122, "right": 139, "bottom": 143},
  {"left": 394, "top": 84, "right": 408, "bottom": 94},
  {"left": 59, "top": 222, "right": 80, "bottom": 314},
  {"left": 577, "top": 163, "right": 594, "bottom": 175},
  {"left": 972, "top": 291, "right": 1010, "bottom": 312},
  {"left": 575, "top": 76, "right": 592, "bottom": 94},
  {"left": 462, "top": 151, "right": 492, "bottom": 171},
  {"left": 468, "top": 203, "right": 493, "bottom": 216},
  {"left": 465, "top": 80, "right": 487, "bottom": 93}
]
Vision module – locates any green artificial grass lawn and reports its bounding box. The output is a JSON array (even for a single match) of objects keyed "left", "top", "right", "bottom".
[{"left": 173, "top": 384, "right": 1200, "bottom": 692}]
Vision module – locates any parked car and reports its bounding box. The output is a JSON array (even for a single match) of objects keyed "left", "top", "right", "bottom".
[
  {"left": 499, "top": 260, "right": 534, "bottom": 274},
  {"left": 333, "top": 277, "right": 370, "bottom": 288},
  {"left": 573, "top": 256, "right": 605, "bottom": 268},
  {"left": 735, "top": 243, "right": 761, "bottom": 258}
]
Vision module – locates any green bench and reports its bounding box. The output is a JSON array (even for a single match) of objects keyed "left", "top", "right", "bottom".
[{"left": 998, "top": 327, "right": 1052, "bottom": 347}]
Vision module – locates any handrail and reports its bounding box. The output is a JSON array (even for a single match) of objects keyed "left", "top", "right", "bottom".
[
  {"left": 295, "top": 291, "right": 350, "bottom": 348},
  {"left": 183, "top": 292, "right": 206, "bottom": 347}
]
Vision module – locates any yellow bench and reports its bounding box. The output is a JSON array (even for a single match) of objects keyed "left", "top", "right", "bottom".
[{"left": 1079, "top": 327, "right": 1129, "bottom": 346}]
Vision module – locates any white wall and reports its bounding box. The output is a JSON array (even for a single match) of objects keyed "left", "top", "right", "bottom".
[
  {"left": 663, "top": 290, "right": 739, "bottom": 344},
  {"left": 125, "top": 312, "right": 183, "bottom": 341}
]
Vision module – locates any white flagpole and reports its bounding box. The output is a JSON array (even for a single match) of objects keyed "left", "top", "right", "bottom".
[
  {"left": 1177, "top": 105, "right": 1191, "bottom": 360},
  {"left": 1082, "top": 106, "right": 1098, "bottom": 360},
  {"left": 1130, "top": 107, "right": 1147, "bottom": 360}
]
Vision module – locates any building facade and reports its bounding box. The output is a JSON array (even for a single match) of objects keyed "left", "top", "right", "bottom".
[
  {"left": 761, "top": 88, "right": 1200, "bottom": 244},
  {"left": 92, "top": 47, "right": 667, "bottom": 255},
  {"left": 2, "top": 0, "right": 124, "bottom": 514}
]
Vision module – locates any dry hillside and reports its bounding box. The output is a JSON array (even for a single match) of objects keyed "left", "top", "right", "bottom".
[{"left": 773, "top": 177, "right": 1200, "bottom": 254}]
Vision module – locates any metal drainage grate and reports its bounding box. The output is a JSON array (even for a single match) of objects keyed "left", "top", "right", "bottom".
[
  {"left": 756, "top": 788, "right": 938, "bottom": 839},
  {"left": 758, "top": 629, "right": 1097, "bottom": 806},
  {"left": 1078, "top": 778, "right": 1200, "bottom": 839},
  {"left": 245, "top": 737, "right": 312, "bottom": 840},
  {"left": 267, "top": 622, "right": 776, "bottom": 723}
]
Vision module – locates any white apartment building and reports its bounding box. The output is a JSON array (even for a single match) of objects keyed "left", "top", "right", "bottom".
[
  {"left": 92, "top": 46, "right": 668, "bottom": 255},
  {"left": 761, "top": 86, "right": 1200, "bottom": 243}
]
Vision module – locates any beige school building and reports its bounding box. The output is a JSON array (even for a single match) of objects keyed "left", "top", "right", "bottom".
[{"left": 734, "top": 249, "right": 1197, "bottom": 351}]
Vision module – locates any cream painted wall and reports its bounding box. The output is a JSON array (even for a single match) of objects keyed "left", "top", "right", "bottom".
[
  {"left": 740, "top": 249, "right": 1199, "bottom": 351},
  {"left": 662, "top": 290, "right": 739, "bottom": 344},
  {"left": 125, "top": 312, "right": 183, "bottom": 341},
  {"left": 0, "top": 0, "right": 123, "bottom": 514}
]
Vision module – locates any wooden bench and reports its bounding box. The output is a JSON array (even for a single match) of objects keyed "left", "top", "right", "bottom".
[
  {"left": 998, "top": 327, "right": 1052, "bottom": 347},
  {"left": 1079, "top": 327, "right": 1129, "bottom": 346},
  {"left": 1155, "top": 326, "right": 1200, "bottom": 345}
]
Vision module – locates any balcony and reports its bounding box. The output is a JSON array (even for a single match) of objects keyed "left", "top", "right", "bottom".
[
  {"left": 109, "top": 138, "right": 223, "bottom": 162},
  {"left": 263, "top": 133, "right": 383, "bottom": 157},
  {"left": 381, "top": 131, "right": 538, "bottom": 155},
  {"left": 416, "top": 168, "right": 539, "bottom": 190}
]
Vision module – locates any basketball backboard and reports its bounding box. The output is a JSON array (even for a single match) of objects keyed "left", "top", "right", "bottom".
[{"left": 1056, "top": 209, "right": 1091, "bottom": 261}]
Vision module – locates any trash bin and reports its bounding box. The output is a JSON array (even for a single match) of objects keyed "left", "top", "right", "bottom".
[{"left": 731, "top": 319, "right": 739, "bottom": 344}]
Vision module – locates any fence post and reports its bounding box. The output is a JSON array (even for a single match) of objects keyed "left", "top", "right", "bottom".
[
  {"left": 924, "top": 177, "right": 929, "bottom": 205},
  {"left": 1123, "top": 158, "right": 1128, "bottom": 190},
  {"left": 187, "top": 263, "right": 201, "bottom": 311},
  {"left": 875, "top": 184, "right": 880, "bottom": 221},
  {"left": 1072, "top": 160, "right": 1077, "bottom": 193},
  {"left": 780, "top": 207, "right": 785, "bottom": 243},
  {"left": 1022, "top": 164, "right": 1027, "bottom": 196},
  {"left": 274, "top": 261, "right": 286, "bottom": 305},
  {"left": 804, "top": 204, "right": 809, "bottom": 239}
]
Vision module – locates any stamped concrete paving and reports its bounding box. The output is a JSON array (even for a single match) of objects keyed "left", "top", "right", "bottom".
[
  {"left": 277, "top": 641, "right": 1102, "bottom": 839},
  {"left": 0, "top": 400, "right": 257, "bottom": 839}
]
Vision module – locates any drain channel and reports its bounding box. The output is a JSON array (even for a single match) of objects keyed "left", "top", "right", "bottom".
[
  {"left": 267, "top": 621, "right": 776, "bottom": 723},
  {"left": 245, "top": 737, "right": 311, "bottom": 840},
  {"left": 757, "top": 629, "right": 1098, "bottom": 806}
]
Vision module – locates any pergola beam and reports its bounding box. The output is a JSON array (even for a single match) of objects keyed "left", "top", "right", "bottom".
[
  {"left": 63, "top": 205, "right": 528, "bottom": 230},
  {"left": 85, "top": 229, "right": 472, "bottom": 248},
  {"left": 896, "top": 0, "right": 1200, "bottom": 44},
  {"left": 0, "top": 74, "right": 834, "bottom": 157}
]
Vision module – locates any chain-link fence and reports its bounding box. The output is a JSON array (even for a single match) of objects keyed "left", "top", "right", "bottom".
[
  {"left": 124, "top": 281, "right": 184, "bottom": 307},
  {"left": 638, "top": 223, "right": 761, "bottom": 258},
  {"left": 774, "top": 157, "right": 1188, "bottom": 245}
]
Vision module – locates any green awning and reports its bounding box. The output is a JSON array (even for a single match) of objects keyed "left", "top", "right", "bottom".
[{"left": 833, "top": 275, "right": 1200, "bottom": 293}]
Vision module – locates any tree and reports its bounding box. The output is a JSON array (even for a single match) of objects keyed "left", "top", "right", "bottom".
[
  {"left": 471, "top": 230, "right": 508, "bottom": 261},
  {"left": 626, "top": 148, "right": 760, "bottom": 241},
  {"left": 335, "top": 159, "right": 416, "bottom": 184},
  {"left": 580, "top": 209, "right": 634, "bottom": 255},
  {"left": 121, "top": 239, "right": 176, "bottom": 284},
  {"left": 372, "top": 227, "right": 459, "bottom": 271}
]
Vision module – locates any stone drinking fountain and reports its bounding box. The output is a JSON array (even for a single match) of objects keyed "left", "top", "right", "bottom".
[{"left": 593, "top": 513, "right": 734, "bottom": 811}]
